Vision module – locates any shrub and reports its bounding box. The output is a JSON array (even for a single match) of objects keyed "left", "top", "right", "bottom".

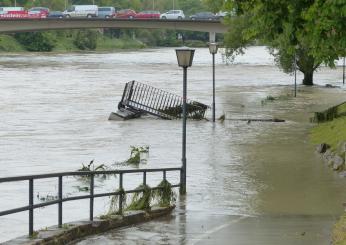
[
  {"left": 14, "top": 32, "right": 56, "bottom": 52},
  {"left": 74, "top": 30, "right": 98, "bottom": 50}
]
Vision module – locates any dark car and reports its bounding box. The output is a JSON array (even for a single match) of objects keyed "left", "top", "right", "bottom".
[
  {"left": 134, "top": 10, "right": 160, "bottom": 19},
  {"left": 47, "top": 11, "right": 63, "bottom": 18},
  {"left": 190, "top": 12, "right": 217, "bottom": 20},
  {"left": 115, "top": 9, "right": 136, "bottom": 19}
]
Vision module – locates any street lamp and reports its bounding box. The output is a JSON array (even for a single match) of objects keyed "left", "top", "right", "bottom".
[
  {"left": 294, "top": 45, "right": 299, "bottom": 97},
  {"left": 175, "top": 47, "right": 195, "bottom": 194},
  {"left": 343, "top": 57, "right": 345, "bottom": 85},
  {"left": 209, "top": 42, "right": 218, "bottom": 122}
]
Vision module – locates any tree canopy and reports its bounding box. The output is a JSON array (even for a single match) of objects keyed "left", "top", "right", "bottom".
[{"left": 212, "top": 0, "right": 346, "bottom": 85}]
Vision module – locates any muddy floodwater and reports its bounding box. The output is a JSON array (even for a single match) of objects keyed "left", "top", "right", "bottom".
[{"left": 0, "top": 47, "right": 346, "bottom": 243}]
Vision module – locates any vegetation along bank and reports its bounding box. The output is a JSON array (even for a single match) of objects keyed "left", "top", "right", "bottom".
[{"left": 310, "top": 102, "right": 346, "bottom": 245}]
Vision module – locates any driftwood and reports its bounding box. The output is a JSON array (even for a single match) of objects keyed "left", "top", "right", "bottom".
[{"left": 226, "top": 118, "right": 285, "bottom": 122}]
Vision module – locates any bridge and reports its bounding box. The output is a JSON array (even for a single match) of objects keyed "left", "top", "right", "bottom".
[{"left": 0, "top": 19, "right": 228, "bottom": 41}]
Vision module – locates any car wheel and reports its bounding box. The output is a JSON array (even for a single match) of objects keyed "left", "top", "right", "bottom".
[
  {"left": 87, "top": 14, "right": 92, "bottom": 18},
  {"left": 162, "top": 16, "right": 166, "bottom": 19},
  {"left": 178, "top": 16, "right": 182, "bottom": 20},
  {"left": 105, "top": 15, "right": 110, "bottom": 19},
  {"left": 191, "top": 17, "right": 195, "bottom": 20},
  {"left": 208, "top": 18, "right": 212, "bottom": 20},
  {"left": 64, "top": 14, "right": 71, "bottom": 18},
  {"left": 129, "top": 16, "right": 134, "bottom": 19},
  {"left": 59, "top": 16, "right": 63, "bottom": 19}
]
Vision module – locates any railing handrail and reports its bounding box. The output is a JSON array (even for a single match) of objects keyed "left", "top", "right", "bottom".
[
  {"left": 0, "top": 166, "right": 182, "bottom": 237},
  {"left": 0, "top": 167, "right": 181, "bottom": 183}
]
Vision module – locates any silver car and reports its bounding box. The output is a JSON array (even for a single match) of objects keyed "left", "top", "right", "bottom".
[
  {"left": 98, "top": 7, "right": 116, "bottom": 18},
  {"left": 160, "top": 10, "right": 185, "bottom": 20}
]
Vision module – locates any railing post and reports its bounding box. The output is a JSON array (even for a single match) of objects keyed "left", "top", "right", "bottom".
[
  {"left": 89, "top": 174, "right": 94, "bottom": 221},
  {"left": 58, "top": 176, "right": 63, "bottom": 228},
  {"left": 29, "top": 178, "right": 34, "bottom": 237},
  {"left": 119, "top": 173, "right": 123, "bottom": 215},
  {"left": 143, "top": 171, "right": 146, "bottom": 186}
]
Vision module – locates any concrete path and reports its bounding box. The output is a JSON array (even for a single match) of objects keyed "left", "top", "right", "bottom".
[{"left": 76, "top": 206, "right": 336, "bottom": 245}]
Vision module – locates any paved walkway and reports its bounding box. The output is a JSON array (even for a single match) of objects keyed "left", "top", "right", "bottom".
[{"left": 76, "top": 204, "right": 336, "bottom": 245}]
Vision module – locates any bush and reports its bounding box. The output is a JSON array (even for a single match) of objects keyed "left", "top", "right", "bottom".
[
  {"left": 74, "top": 30, "right": 98, "bottom": 50},
  {"left": 14, "top": 32, "right": 56, "bottom": 51}
]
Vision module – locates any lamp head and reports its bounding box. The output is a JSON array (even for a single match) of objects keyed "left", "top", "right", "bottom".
[
  {"left": 175, "top": 47, "right": 195, "bottom": 68},
  {"left": 208, "top": 42, "right": 218, "bottom": 54}
]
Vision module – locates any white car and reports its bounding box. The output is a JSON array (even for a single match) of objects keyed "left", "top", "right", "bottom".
[
  {"left": 160, "top": 10, "right": 185, "bottom": 20},
  {"left": 63, "top": 5, "right": 98, "bottom": 18}
]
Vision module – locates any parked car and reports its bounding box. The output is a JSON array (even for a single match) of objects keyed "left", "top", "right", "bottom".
[
  {"left": 97, "top": 7, "right": 116, "bottom": 18},
  {"left": 28, "top": 7, "right": 49, "bottom": 16},
  {"left": 190, "top": 12, "right": 218, "bottom": 20},
  {"left": 160, "top": 10, "right": 184, "bottom": 20},
  {"left": 63, "top": 5, "right": 98, "bottom": 18},
  {"left": 135, "top": 10, "right": 160, "bottom": 19},
  {"left": 115, "top": 9, "right": 136, "bottom": 19},
  {"left": 47, "top": 11, "right": 63, "bottom": 18}
]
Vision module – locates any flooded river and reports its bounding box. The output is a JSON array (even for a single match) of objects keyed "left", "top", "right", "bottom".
[{"left": 0, "top": 47, "right": 346, "bottom": 243}]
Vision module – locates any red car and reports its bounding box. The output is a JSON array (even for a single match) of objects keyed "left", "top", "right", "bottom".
[
  {"left": 135, "top": 10, "right": 160, "bottom": 19},
  {"left": 115, "top": 9, "right": 136, "bottom": 19},
  {"left": 28, "top": 7, "right": 49, "bottom": 16}
]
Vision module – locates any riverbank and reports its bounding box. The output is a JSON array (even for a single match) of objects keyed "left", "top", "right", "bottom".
[
  {"left": 0, "top": 33, "right": 146, "bottom": 52},
  {"left": 0, "top": 31, "right": 207, "bottom": 53},
  {"left": 310, "top": 102, "right": 346, "bottom": 244}
]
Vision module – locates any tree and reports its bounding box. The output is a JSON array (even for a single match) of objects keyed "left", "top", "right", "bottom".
[
  {"left": 74, "top": 30, "right": 98, "bottom": 50},
  {"left": 14, "top": 32, "right": 56, "bottom": 51},
  {"left": 221, "top": 0, "right": 346, "bottom": 86}
]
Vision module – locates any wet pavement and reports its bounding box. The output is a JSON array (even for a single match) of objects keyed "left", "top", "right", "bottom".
[{"left": 0, "top": 47, "right": 346, "bottom": 243}]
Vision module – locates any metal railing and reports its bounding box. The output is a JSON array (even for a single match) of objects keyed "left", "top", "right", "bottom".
[
  {"left": 0, "top": 167, "right": 182, "bottom": 237},
  {"left": 118, "top": 81, "right": 208, "bottom": 120}
]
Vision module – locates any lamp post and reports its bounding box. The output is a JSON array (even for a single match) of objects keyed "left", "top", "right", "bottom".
[
  {"left": 175, "top": 47, "right": 195, "bottom": 194},
  {"left": 343, "top": 57, "right": 345, "bottom": 85},
  {"left": 209, "top": 43, "right": 218, "bottom": 122},
  {"left": 294, "top": 53, "right": 297, "bottom": 97}
]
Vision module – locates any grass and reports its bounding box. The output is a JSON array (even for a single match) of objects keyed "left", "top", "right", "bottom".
[
  {"left": 310, "top": 116, "right": 346, "bottom": 151},
  {"left": 0, "top": 35, "right": 25, "bottom": 52},
  {"left": 333, "top": 213, "right": 346, "bottom": 245}
]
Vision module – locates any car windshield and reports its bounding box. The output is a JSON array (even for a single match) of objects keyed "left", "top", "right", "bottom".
[{"left": 98, "top": 8, "right": 110, "bottom": 11}]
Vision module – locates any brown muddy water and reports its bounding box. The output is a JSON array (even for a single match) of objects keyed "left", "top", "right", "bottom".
[{"left": 0, "top": 47, "right": 346, "bottom": 243}]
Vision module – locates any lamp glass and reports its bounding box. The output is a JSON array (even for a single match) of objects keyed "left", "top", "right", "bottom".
[
  {"left": 176, "top": 48, "right": 195, "bottom": 67},
  {"left": 209, "top": 42, "right": 218, "bottom": 54}
]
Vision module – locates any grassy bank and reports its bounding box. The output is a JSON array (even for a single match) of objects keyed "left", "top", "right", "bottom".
[
  {"left": 311, "top": 116, "right": 346, "bottom": 151},
  {"left": 333, "top": 213, "right": 346, "bottom": 245},
  {"left": 0, "top": 33, "right": 146, "bottom": 53},
  {"left": 0, "top": 35, "right": 24, "bottom": 52}
]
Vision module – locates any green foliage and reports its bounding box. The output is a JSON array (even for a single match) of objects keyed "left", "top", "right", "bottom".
[
  {"left": 333, "top": 213, "right": 346, "bottom": 245},
  {"left": 311, "top": 116, "right": 346, "bottom": 151},
  {"left": 126, "top": 146, "right": 149, "bottom": 165},
  {"left": 152, "top": 180, "right": 176, "bottom": 207},
  {"left": 74, "top": 30, "right": 98, "bottom": 50},
  {"left": 14, "top": 32, "right": 56, "bottom": 52},
  {"left": 127, "top": 184, "right": 152, "bottom": 211},
  {"left": 101, "top": 188, "right": 126, "bottom": 217},
  {"left": 219, "top": 0, "right": 346, "bottom": 85},
  {"left": 0, "top": 35, "right": 24, "bottom": 52}
]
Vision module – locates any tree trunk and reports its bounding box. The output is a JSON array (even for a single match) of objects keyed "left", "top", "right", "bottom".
[
  {"left": 297, "top": 52, "right": 316, "bottom": 86},
  {"left": 303, "top": 71, "right": 313, "bottom": 86}
]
